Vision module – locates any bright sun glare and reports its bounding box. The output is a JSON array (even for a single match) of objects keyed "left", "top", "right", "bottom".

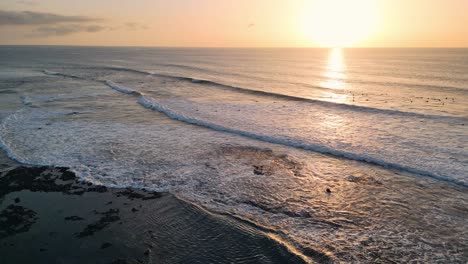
[{"left": 303, "top": 0, "right": 379, "bottom": 47}]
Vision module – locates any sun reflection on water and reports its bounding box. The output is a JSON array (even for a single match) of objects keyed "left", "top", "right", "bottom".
[
  {"left": 316, "top": 49, "right": 350, "bottom": 129},
  {"left": 320, "top": 48, "right": 346, "bottom": 90}
]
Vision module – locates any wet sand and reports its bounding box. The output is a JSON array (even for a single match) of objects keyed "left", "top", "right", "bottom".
[{"left": 0, "top": 165, "right": 312, "bottom": 264}]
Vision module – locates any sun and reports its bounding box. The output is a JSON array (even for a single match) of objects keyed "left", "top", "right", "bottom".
[{"left": 302, "top": 0, "right": 379, "bottom": 47}]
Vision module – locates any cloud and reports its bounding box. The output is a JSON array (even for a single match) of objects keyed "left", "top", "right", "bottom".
[
  {"left": 29, "top": 24, "right": 110, "bottom": 37},
  {"left": 0, "top": 10, "right": 99, "bottom": 26},
  {"left": 124, "top": 22, "right": 148, "bottom": 30},
  {"left": 16, "top": 1, "right": 38, "bottom": 6}
]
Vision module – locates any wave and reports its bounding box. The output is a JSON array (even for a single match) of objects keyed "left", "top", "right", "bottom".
[
  {"left": 0, "top": 89, "right": 16, "bottom": 94},
  {"left": 98, "top": 66, "right": 153, "bottom": 76},
  {"left": 102, "top": 64, "right": 468, "bottom": 95},
  {"left": 43, "top": 70, "right": 60, "bottom": 75},
  {"left": 164, "top": 63, "right": 468, "bottom": 94},
  {"left": 43, "top": 69, "right": 81, "bottom": 79},
  {"left": 0, "top": 110, "right": 98, "bottom": 185},
  {"left": 104, "top": 80, "right": 138, "bottom": 94},
  {"left": 348, "top": 79, "right": 468, "bottom": 95},
  {"left": 170, "top": 76, "right": 467, "bottom": 122},
  {"left": 20, "top": 95, "right": 32, "bottom": 106},
  {"left": 40, "top": 68, "right": 467, "bottom": 123},
  {"left": 0, "top": 110, "right": 42, "bottom": 166},
  {"left": 135, "top": 95, "right": 467, "bottom": 188},
  {"left": 91, "top": 66, "right": 466, "bottom": 122}
]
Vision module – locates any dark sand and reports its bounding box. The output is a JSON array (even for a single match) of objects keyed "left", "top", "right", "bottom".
[{"left": 0, "top": 165, "right": 313, "bottom": 264}]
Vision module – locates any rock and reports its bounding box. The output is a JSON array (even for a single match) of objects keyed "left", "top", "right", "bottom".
[
  {"left": 64, "top": 215, "right": 84, "bottom": 221},
  {"left": 253, "top": 165, "right": 265, "bottom": 175},
  {"left": 100, "top": 242, "right": 112, "bottom": 249},
  {"left": 76, "top": 209, "right": 120, "bottom": 238},
  {"left": 0, "top": 205, "right": 38, "bottom": 239}
]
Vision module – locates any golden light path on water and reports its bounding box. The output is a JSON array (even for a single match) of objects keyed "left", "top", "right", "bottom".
[
  {"left": 318, "top": 48, "right": 350, "bottom": 108},
  {"left": 320, "top": 48, "right": 346, "bottom": 90},
  {"left": 315, "top": 48, "right": 351, "bottom": 135}
]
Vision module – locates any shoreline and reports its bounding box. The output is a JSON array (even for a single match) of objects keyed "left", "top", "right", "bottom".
[{"left": 0, "top": 164, "right": 315, "bottom": 264}]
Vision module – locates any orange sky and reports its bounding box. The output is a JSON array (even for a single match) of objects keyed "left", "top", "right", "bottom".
[{"left": 0, "top": 0, "right": 467, "bottom": 47}]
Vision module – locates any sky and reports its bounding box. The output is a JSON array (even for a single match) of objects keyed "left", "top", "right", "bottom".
[{"left": 0, "top": 0, "right": 467, "bottom": 47}]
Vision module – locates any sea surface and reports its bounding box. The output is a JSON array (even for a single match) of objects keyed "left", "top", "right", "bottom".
[{"left": 0, "top": 46, "right": 467, "bottom": 262}]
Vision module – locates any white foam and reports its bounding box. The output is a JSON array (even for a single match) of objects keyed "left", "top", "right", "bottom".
[
  {"left": 105, "top": 80, "right": 137, "bottom": 94},
  {"left": 137, "top": 95, "right": 467, "bottom": 187},
  {"left": 20, "top": 95, "right": 32, "bottom": 106},
  {"left": 43, "top": 69, "right": 60, "bottom": 75}
]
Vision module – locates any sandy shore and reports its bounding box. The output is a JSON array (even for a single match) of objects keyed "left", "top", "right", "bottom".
[{"left": 0, "top": 165, "right": 311, "bottom": 264}]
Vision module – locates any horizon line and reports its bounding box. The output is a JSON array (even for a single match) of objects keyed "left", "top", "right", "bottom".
[{"left": 1, "top": 44, "right": 468, "bottom": 49}]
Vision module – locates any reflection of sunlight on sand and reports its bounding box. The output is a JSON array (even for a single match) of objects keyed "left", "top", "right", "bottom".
[{"left": 320, "top": 48, "right": 346, "bottom": 90}]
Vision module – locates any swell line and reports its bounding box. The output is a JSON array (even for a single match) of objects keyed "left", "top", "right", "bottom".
[
  {"left": 43, "top": 69, "right": 82, "bottom": 79},
  {"left": 43, "top": 68, "right": 467, "bottom": 122},
  {"left": 99, "top": 79, "right": 467, "bottom": 187},
  {"left": 94, "top": 66, "right": 467, "bottom": 122},
  {"left": 105, "top": 64, "right": 468, "bottom": 95},
  {"left": 131, "top": 62, "right": 468, "bottom": 95}
]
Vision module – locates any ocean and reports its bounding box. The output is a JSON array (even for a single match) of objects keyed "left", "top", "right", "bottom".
[{"left": 0, "top": 46, "right": 467, "bottom": 262}]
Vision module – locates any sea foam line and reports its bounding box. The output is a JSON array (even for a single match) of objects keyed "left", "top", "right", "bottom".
[
  {"left": 43, "top": 69, "right": 81, "bottom": 79},
  {"left": 104, "top": 80, "right": 138, "bottom": 94},
  {"left": 0, "top": 109, "right": 103, "bottom": 185},
  {"left": 0, "top": 110, "right": 44, "bottom": 166}
]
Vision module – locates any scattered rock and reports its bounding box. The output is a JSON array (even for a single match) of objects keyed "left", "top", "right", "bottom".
[
  {"left": 0, "top": 205, "right": 38, "bottom": 239},
  {"left": 346, "top": 175, "right": 359, "bottom": 182},
  {"left": 253, "top": 165, "right": 265, "bottom": 175},
  {"left": 76, "top": 209, "right": 120, "bottom": 238},
  {"left": 86, "top": 185, "right": 108, "bottom": 193},
  {"left": 131, "top": 208, "right": 139, "bottom": 213},
  {"left": 109, "top": 259, "right": 130, "bottom": 264},
  {"left": 64, "top": 215, "right": 84, "bottom": 221},
  {"left": 100, "top": 242, "right": 112, "bottom": 249},
  {"left": 117, "top": 188, "right": 161, "bottom": 200},
  {"left": 346, "top": 175, "right": 382, "bottom": 186},
  {"left": 14, "top": 197, "right": 20, "bottom": 203}
]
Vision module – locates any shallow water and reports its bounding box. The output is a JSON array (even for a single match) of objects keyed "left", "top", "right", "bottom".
[
  {"left": 0, "top": 46, "right": 467, "bottom": 262},
  {"left": 0, "top": 166, "right": 306, "bottom": 264}
]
